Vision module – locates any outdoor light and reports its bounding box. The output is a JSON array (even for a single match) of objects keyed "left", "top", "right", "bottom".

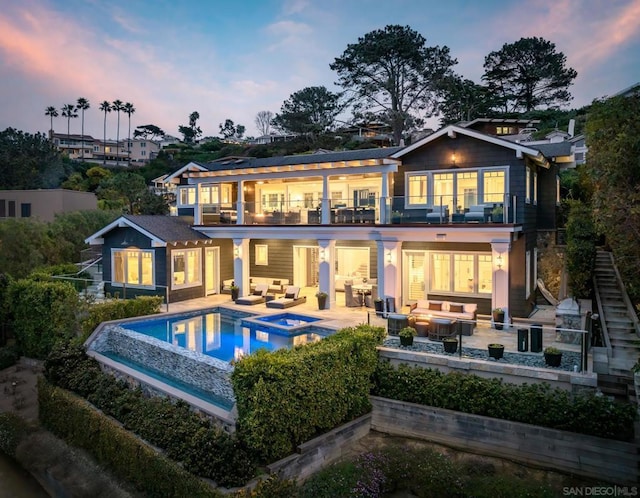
[
  {"left": 496, "top": 254, "right": 503, "bottom": 269},
  {"left": 234, "top": 246, "right": 239, "bottom": 258},
  {"left": 386, "top": 251, "right": 392, "bottom": 263},
  {"left": 451, "top": 152, "right": 457, "bottom": 166},
  {"left": 319, "top": 248, "right": 326, "bottom": 262}
]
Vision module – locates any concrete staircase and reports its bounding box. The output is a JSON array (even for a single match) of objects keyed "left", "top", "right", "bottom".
[
  {"left": 593, "top": 251, "right": 639, "bottom": 402},
  {"left": 81, "top": 258, "right": 104, "bottom": 300}
]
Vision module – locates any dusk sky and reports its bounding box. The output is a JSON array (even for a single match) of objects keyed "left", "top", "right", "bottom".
[{"left": 1, "top": 0, "right": 639, "bottom": 140}]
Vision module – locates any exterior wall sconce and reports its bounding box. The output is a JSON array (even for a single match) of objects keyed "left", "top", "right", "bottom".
[
  {"left": 319, "top": 248, "right": 326, "bottom": 262},
  {"left": 451, "top": 152, "right": 457, "bottom": 166},
  {"left": 386, "top": 251, "right": 392, "bottom": 263},
  {"left": 495, "top": 254, "right": 503, "bottom": 269},
  {"left": 234, "top": 247, "right": 239, "bottom": 258}
]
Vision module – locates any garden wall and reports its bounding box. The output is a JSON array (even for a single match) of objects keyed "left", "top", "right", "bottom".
[
  {"left": 378, "top": 346, "right": 598, "bottom": 393},
  {"left": 371, "top": 396, "right": 639, "bottom": 485}
]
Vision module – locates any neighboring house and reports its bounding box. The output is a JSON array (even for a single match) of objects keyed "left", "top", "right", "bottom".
[
  {"left": 86, "top": 124, "right": 562, "bottom": 320},
  {"left": 126, "top": 139, "right": 161, "bottom": 164},
  {"left": 52, "top": 132, "right": 158, "bottom": 166},
  {"left": 51, "top": 133, "right": 97, "bottom": 160},
  {"left": 0, "top": 189, "right": 98, "bottom": 222},
  {"left": 459, "top": 118, "right": 541, "bottom": 137},
  {"left": 248, "top": 133, "right": 298, "bottom": 145}
]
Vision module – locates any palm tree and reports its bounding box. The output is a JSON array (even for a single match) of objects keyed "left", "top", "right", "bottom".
[
  {"left": 61, "top": 103, "right": 78, "bottom": 157},
  {"left": 44, "top": 106, "right": 58, "bottom": 138},
  {"left": 99, "top": 101, "right": 112, "bottom": 166},
  {"left": 112, "top": 99, "right": 124, "bottom": 166},
  {"left": 76, "top": 97, "right": 90, "bottom": 161},
  {"left": 124, "top": 102, "right": 136, "bottom": 166}
]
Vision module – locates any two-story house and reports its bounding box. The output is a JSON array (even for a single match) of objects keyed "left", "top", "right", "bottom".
[{"left": 85, "top": 124, "right": 560, "bottom": 320}]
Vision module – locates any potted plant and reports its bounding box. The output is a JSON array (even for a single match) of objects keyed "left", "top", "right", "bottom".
[
  {"left": 398, "top": 326, "right": 417, "bottom": 347},
  {"left": 492, "top": 308, "right": 505, "bottom": 330},
  {"left": 492, "top": 205, "right": 504, "bottom": 223},
  {"left": 544, "top": 346, "right": 563, "bottom": 367},
  {"left": 488, "top": 343, "right": 505, "bottom": 360},
  {"left": 316, "top": 291, "right": 328, "bottom": 310},
  {"left": 230, "top": 282, "right": 239, "bottom": 302},
  {"left": 442, "top": 336, "right": 458, "bottom": 354},
  {"left": 374, "top": 297, "right": 384, "bottom": 316}
]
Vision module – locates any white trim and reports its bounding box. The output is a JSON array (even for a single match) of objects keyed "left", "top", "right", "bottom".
[
  {"left": 171, "top": 247, "right": 202, "bottom": 290},
  {"left": 162, "top": 161, "right": 208, "bottom": 184},
  {"left": 85, "top": 216, "right": 166, "bottom": 247},
  {"left": 111, "top": 248, "right": 155, "bottom": 289},
  {"left": 426, "top": 250, "right": 493, "bottom": 297}
]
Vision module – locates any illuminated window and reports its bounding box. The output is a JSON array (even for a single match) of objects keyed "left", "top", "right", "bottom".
[
  {"left": 533, "top": 172, "right": 538, "bottom": 205},
  {"left": 483, "top": 170, "right": 505, "bottom": 203},
  {"left": 407, "top": 174, "right": 427, "bottom": 205},
  {"left": 456, "top": 171, "right": 477, "bottom": 210},
  {"left": 112, "top": 249, "right": 154, "bottom": 287},
  {"left": 431, "top": 253, "right": 451, "bottom": 292},
  {"left": 526, "top": 167, "right": 531, "bottom": 203},
  {"left": 179, "top": 187, "right": 196, "bottom": 205},
  {"left": 172, "top": 248, "right": 201, "bottom": 288},
  {"left": 430, "top": 252, "right": 492, "bottom": 295},
  {"left": 454, "top": 254, "right": 474, "bottom": 293}
]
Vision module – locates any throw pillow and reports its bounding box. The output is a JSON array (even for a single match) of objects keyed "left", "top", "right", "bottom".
[
  {"left": 285, "top": 293, "right": 295, "bottom": 299},
  {"left": 429, "top": 302, "right": 442, "bottom": 311},
  {"left": 449, "top": 304, "right": 464, "bottom": 313},
  {"left": 253, "top": 290, "right": 262, "bottom": 296},
  {"left": 273, "top": 280, "right": 281, "bottom": 285}
]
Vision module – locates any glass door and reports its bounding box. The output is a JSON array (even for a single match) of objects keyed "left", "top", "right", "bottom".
[
  {"left": 205, "top": 247, "right": 219, "bottom": 295},
  {"left": 403, "top": 251, "right": 426, "bottom": 304}
]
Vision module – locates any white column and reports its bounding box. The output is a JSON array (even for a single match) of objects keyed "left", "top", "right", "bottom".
[
  {"left": 233, "top": 238, "right": 250, "bottom": 296},
  {"left": 237, "top": 180, "right": 244, "bottom": 224},
  {"left": 317, "top": 239, "right": 336, "bottom": 309},
  {"left": 194, "top": 183, "right": 201, "bottom": 225},
  {"left": 379, "top": 172, "right": 389, "bottom": 224},
  {"left": 381, "top": 240, "right": 402, "bottom": 312},
  {"left": 321, "top": 175, "right": 330, "bottom": 224},
  {"left": 491, "top": 240, "right": 511, "bottom": 325}
]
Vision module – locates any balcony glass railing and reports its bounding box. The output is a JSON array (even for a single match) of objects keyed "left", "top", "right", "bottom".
[{"left": 196, "top": 194, "right": 517, "bottom": 226}]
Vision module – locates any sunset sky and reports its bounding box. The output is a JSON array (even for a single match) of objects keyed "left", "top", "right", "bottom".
[{"left": 1, "top": 0, "right": 639, "bottom": 139}]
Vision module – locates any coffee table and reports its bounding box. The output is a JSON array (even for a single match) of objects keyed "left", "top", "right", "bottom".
[{"left": 428, "top": 318, "right": 458, "bottom": 340}]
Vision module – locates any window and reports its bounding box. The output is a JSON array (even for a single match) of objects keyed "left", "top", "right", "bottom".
[
  {"left": 255, "top": 244, "right": 268, "bottom": 265},
  {"left": 483, "top": 170, "right": 505, "bottom": 203},
  {"left": 112, "top": 249, "right": 154, "bottom": 287},
  {"left": 141, "top": 150, "right": 146, "bottom": 156},
  {"left": 335, "top": 247, "right": 369, "bottom": 278},
  {"left": 304, "top": 193, "right": 314, "bottom": 208},
  {"left": 525, "top": 167, "right": 531, "bottom": 203},
  {"left": 172, "top": 248, "right": 201, "bottom": 288},
  {"left": 141, "top": 142, "right": 146, "bottom": 147},
  {"left": 179, "top": 187, "right": 196, "bottom": 205},
  {"left": 8, "top": 201, "right": 15, "bottom": 218},
  {"left": 430, "top": 252, "right": 492, "bottom": 295},
  {"left": 407, "top": 174, "right": 427, "bottom": 205},
  {"left": 0, "top": 200, "right": 5, "bottom": 217},
  {"left": 456, "top": 171, "right": 477, "bottom": 210},
  {"left": 556, "top": 176, "right": 561, "bottom": 205},
  {"left": 496, "top": 126, "right": 514, "bottom": 135},
  {"left": 21, "top": 203, "right": 31, "bottom": 218},
  {"left": 525, "top": 250, "right": 531, "bottom": 298},
  {"left": 533, "top": 172, "right": 538, "bottom": 205}
]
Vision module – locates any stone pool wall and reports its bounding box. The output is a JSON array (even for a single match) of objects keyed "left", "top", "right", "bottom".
[{"left": 89, "top": 325, "right": 236, "bottom": 404}]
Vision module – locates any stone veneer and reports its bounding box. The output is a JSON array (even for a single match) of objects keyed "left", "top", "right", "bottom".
[{"left": 89, "top": 325, "right": 236, "bottom": 405}]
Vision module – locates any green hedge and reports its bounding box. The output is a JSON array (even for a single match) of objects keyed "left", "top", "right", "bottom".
[
  {"left": 373, "top": 362, "right": 636, "bottom": 441},
  {"left": 565, "top": 200, "right": 597, "bottom": 299},
  {"left": 0, "top": 412, "right": 32, "bottom": 458},
  {"left": 43, "top": 343, "right": 255, "bottom": 487},
  {"left": 38, "top": 379, "right": 222, "bottom": 498},
  {"left": 231, "top": 324, "right": 386, "bottom": 462},
  {"left": 79, "top": 295, "right": 163, "bottom": 342},
  {"left": 8, "top": 279, "right": 80, "bottom": 359}
]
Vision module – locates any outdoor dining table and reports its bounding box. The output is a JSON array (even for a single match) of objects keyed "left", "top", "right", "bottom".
[{"left": 352, "top": 283, "right": 373, "bottom": 305}]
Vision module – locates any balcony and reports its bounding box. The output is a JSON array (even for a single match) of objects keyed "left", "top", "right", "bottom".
[{"left": 195, "top": 194, "right": 518, "bottom": 227}]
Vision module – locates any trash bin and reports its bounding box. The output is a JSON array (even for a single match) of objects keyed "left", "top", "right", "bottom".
[
  {"left": 517, "top": 328, "right": 529, "bottom": 352},
  {"left": 530, "top": 324, "right": 543, "bottom": 353}
]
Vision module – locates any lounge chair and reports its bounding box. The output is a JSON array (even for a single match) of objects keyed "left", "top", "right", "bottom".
[
  {"left": 266, "top": 286, "right": 307, "bottom": 309},
  {"left": 236, "top": 283, "right": 269, "bottom": 305}
]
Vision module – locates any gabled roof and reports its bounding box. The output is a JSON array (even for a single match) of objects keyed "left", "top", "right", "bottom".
[
  {"left": 85, "top": 215, "right": 207, "bottom": 247},
  {"left": 458, "top": 117, "right": 541, "bottom": 128},
  {"left": 391, "top": 125, "right": 549, "bottom": 167},
  {"left": 528, "top": 141, "right": 573, "bottom": 158},
  {"left": 163, "top": 162, "right": 209, "bottom": 184}
]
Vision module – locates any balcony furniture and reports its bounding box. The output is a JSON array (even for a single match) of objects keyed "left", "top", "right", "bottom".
[
  {"left": 220, "top": 210, "right": 237, "bottom": 223},
  {"left": 221, "top": 278, "right": 235, "bottom": 294},
  {"left": 344, "top": 283, "right": 363, "bottom": 307},
  {"left": 250, "top": 277, "right": 289, "bottom": 294},
  {"left": 236, "top": 283, "right": 269, "bottom": 305},
  {"left": 426, "top": 205, "right": 449, "bottom": 224},
  {"left": 428, "top": 318, "right": 458, "bottom": 341},
  {"left": 308, "top": 210, "right": 321, "bottom": 224},
  {"left": 451, "top": 212, "right": 465, "bottom": 223},
  {"left": 464, "top": 204, "right": 490, "bottom": 223},
  {"left": 410, "top": 300, "right": 476, "bottom": 335},
  {"left": 364, "top": 284, "right": 379, "bottom": 308},
  {"left": 266, "top": 286, "right": 307, "bottom": 309},
  {"left": 284, "top": 211, "right": 301, "bottom": 224},
  {"left": 337, "top": 208, "right": 354, "bottom": 223}
]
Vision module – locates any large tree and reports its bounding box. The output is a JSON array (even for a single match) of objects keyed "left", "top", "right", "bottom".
[
  {"left": 133, "top": 124, "right": 165, "bottom": 141},
  {"left": 482, "top": 37, "right": 577, "bottom": 112},
  {"left": 585, "top": 92, "right": 640, "bottom": 303},
  {"left": 178, "top": 111, "right": 202, "bottom": 144},
  {"left": 254, "top": 110, "right": 274, "bottom": 136},
  {"left": 124, "top": 102, "right": 136, "bottom": 165},
  {"left": 112, "top": 99, "right": 124, "bottom": 165},
  {"left": 76, "top": 97, "right": 90, "bottom": 161},
  {"left": 44, "top": 106, "right": 58, "bottom": 136},
  {"left": 330, "top": 25, "right": 456, "bottom": 145},
  {"left": 272, "top": 86, "right": 343, "bottom": 136},
  {"left": 436, "top": 76, "right": 497, "bottom": 126},
  {"left": 219, "top": 119, "right": 245, "bottom": 140},
  {"left": 99, "top": 101, "right": 111, "bottom": 165},
  {"left": 61, "top": 103, "right": 78, "bottom": 148}
]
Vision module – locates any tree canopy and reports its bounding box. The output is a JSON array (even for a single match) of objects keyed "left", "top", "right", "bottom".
[
  {"left": 219, "top": 119, "right": 246, "bottom": 140},
  {"left": 178, "top": 112, "right": 202, "bottom": 144},
  {"left": 272, "top": 86, "right": 344, "bottom": 136},
  {"left": 437, "top": 76, "right": 497, "bottom": 125},
  {"left": 331, "top": 25, "right": 456, "bottom": 145},
  {"left": 482, "top": 37, "right": 577, "bottom": 112},
  {"left": 133, "top": 124, "right": 165, "bottom": 140},
  {"left": 254, "top": 111, "right": 274, "bottom": 136}
]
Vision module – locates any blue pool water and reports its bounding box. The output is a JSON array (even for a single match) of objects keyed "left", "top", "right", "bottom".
[
  {"left": 120, "top": 308, "right": 326, "bottom": 363},
  {"left": 251, "top": 312, "right": 321, "bottom": 328}
]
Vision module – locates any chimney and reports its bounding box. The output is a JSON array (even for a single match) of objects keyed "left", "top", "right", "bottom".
[{"left": 568, "top": 119, "right": 575, "bottom": 138}]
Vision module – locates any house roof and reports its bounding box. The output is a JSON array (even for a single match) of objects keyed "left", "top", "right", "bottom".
[
  {"left": 85, "top": 215, "right": 207, "bottom": 247},
  {"left": 528, "top": 141, "right": 573, "bottom": 158},
  {"left": 458, "top": 117, "right": 541, "bottom": 128},
  {"left": 391, "top": 125, "right": 550, "bottom": 168}
]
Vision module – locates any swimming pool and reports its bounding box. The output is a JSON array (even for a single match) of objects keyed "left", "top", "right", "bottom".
[{"left": 241, "top": 312, "right": 322, "bottom": 334}]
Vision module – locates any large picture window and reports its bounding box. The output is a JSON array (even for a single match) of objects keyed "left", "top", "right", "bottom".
[
  {"left": 172, "top": 248, "right": 201, "bottom": 288},
  {"left": 483, "top": 170, "right": 505, "bottom": 203},
  {"left": 430, "top": 252, "right": 492, "bottom": 295},
  {"left": 112, "top": 249, "right": 154, "bottom": 287},
  {"left": 179, "top": 187, "right": 196, "bottom": 205},
  {"left": 407, "top": 175, "right": 427, "bottom": 205}
]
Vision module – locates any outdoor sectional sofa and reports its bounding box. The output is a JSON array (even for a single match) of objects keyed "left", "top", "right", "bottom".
[{"left": 409, "top": 299, "right": 477, "bottom": 335}]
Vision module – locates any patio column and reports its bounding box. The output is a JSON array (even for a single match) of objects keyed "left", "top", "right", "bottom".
[
  {"left": 321, "top": 175, "right": 330, "bottom": 224},
  {"left": 236, "top": 180, "right": 244, "bottom": 224},
  {"left": 194, "top": 183, "right": 201, "bottom": 225},
  {"left": 491, "top": 240, "right": 511, "bottom": 325},
  {"left": 379, "top": 172, "right": 389, "bottom": 224},
  {"left": 317, "top": 239, "right": 336, "bottom": 309},
  {"left": 233, "top": 238, "right": 250, "bottom": 296},
  {"left": 379, "top": 240, "right": 402, "bottom": 312}
]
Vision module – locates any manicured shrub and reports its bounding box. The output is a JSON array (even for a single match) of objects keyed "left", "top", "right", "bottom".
[
  {"left": 29, "top": 263, "right": 92, "bottom": 292},
  {"left": 0, "top": 412, "right": 32, "bottom": 458},
  {"left": 231, "top": 324, "right": 385, "bottom": 462},
  {"left": 565, "top": 200, "right": 597, "bottom": 299},
  {"left": 79, "top": 295, "right": 163, "bottom": 342},
  {"left": 372, "top": 362, "right": 637, "bottom": 441},
  {"left": 8, "top": 278, "right": 80, "bottom": 359}
]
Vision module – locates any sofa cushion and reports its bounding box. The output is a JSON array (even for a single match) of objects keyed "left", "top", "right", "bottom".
[
  {"left": 429, "top": 301, "right": 442, "bottom": 311},
  {"left": 449, "top": 303, "right": 464, "bottom": 313}
]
